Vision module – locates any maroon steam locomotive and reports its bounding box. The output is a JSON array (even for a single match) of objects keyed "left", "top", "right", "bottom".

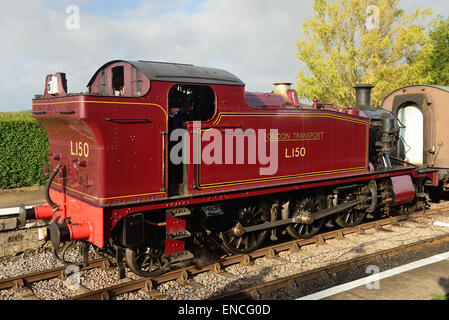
[{"left": 21, "top": 60, "right": 439, "bottom": 277}]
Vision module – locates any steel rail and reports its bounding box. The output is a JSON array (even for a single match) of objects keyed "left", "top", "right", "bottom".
[
  {"left": 0, "top": 257, "right": 112, "bottom": 291},
  {"left": 67, "top": 205, "right": 449, "bottom": 300}
]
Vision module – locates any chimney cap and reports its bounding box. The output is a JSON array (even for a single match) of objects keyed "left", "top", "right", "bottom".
[{"left": 354, "top": 84, "right": 374, "bottom": 88}]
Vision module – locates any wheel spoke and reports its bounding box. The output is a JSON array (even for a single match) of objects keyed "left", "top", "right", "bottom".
[
  {"left": 235, "top": 237, "right": 242, "bottom": 249},
  {"left": 136, "top": 252, "right": 147, "bottom": 260},
  {"left": 249, "top": 232, "right": 256, "bottom": 244},
  {"left": 336, "top": 209, "right": 366, "bottom": 228},
  {"left": 286, "top": 194, "right": 325, "bottom": 239},
  {"left": 126, "top": 247, "right": 165, "bottom": 277},
  {"left": 243, "top": 236, "right": 249, "bottom": 249},
  {"left": 220, "top": 201, "right": 270, "bottom": 254},
  {"left": 140, "top": 255, "right": 150, "bottom": 267}
]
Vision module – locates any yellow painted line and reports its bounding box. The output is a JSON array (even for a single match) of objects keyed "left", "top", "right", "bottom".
[
  {"left": 198, "top": 167, "right": 367, "bottom": 189},
  {"left": 33, "top": 100, "right": 86, "bottom": 105},
  {"left": 33, "top": 100, "right": 167, "bottom": 118},
  {"left": 213, "top": 112, "right": 369, "bottom": 126},
  {"left": 52, "top": 182, "right": 165, "bottom": 200}
]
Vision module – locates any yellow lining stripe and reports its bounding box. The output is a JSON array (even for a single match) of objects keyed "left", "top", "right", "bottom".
[
  {"left": 213, "top": 112, "right": 369, "bottom": 126},
  {"left": 32, "top": 100, "right": 167, "bottom": 118},
  {"left": 199, "top": 167, "right": 367, "bottom": 189},
  {"left": 52, "top": 182, "right": 165, "bottom": 200}
]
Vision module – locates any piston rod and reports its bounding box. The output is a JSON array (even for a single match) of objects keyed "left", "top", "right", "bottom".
[{"left": 237, "top": 199, "right": 362, "bottom": 235}]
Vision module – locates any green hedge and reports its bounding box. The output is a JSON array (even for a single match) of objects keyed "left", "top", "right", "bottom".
[{"left": 0, "top": 111, "right": 49, "bottom": 189}]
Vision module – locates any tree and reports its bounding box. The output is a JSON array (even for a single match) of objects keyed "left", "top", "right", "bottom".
[
  {"left": 426, "top": 16, "right": 449, "bottom": 86},
  {"left": 296, "top": 0, "right": 433, "bottom": 107}
]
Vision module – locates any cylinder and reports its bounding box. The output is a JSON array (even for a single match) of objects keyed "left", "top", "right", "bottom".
[
  {"left": 354, "top": 84, "right": 374, "bottom": 108},
  {"left": 382, "top": 113, "right": 395, "bottom": 133}
]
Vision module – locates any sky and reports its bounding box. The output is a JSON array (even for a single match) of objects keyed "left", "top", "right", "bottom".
[{"left": 0, "top": 0, "right": 449, "bottom": 111}]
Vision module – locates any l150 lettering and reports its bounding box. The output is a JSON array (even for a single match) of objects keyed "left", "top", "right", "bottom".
[
  {"left": 70, "top": 141, "right": 89, "bottom": 158},
  {"left": 285, "top": 147, "right": 306, "bottom": 158}
]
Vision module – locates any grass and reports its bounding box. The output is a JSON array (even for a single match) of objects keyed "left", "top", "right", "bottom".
[{"left": 432, "top": 293, "right": 448, "bottom": 300}]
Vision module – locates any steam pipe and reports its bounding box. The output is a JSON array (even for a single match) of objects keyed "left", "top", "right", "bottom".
[{"left": 45, "top": 165, "right": 62, "bottom": 211}]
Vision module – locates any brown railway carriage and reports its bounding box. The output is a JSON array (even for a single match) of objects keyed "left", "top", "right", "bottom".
[
  {"left": 23, "top": 61, "right": 439, "bottom": 277},
  {"left": 382, "top": 85, "right": 449, "bottom": 194}
]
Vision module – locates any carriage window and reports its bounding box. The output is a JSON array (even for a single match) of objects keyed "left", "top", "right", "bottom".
[
  {"left": 398, "top": 105, "right": 423, "bottom": 165},
  {"left": 100, "top": 71, "right": 106, "bottom": 94},
  {"left": 112, "top": 66, "right": 124, "bottom": 96},
  {"left": 168, "top": 85, "right": 215, "bottom": 123},
  {"left": 89, "top": 64, "right": 151, "bottom": 97},
  {"left": 136, "top": 69, "right": 141, "bottom": 96}
]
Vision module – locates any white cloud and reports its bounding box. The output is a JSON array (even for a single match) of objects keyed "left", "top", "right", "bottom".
[
  {"left": 0, "top": 0, "right": 445, "bottom": 111},
  {"left": 0, "top": 0, "right": 312, "bottom": 110}
]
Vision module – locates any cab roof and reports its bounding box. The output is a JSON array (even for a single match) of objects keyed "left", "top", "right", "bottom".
[{"left": 87, "top": 60, "right": 245, "bottom": 87}]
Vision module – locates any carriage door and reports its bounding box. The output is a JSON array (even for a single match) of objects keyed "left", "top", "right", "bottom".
[{"left": 398, "top": 104, "right": 423, "bottom": 165}]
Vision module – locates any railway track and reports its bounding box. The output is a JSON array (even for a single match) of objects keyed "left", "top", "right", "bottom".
[
  {"left": 1, "top": 204, "right": 448, "bottom": 300},
  {"left": 0, "top": 257, "right": 113, "bottom": 299}
]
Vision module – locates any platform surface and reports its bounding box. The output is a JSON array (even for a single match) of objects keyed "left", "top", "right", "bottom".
[{"left": 0, "top": 187, "right": 45, "bottom": 208}]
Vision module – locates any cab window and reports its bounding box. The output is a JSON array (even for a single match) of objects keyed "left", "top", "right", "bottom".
[
  {"left": 168, "top": 85, "right": 215, "bottom": 126},
  {"left": 112, "top": 66, "right": 124, "bottom": 96}
]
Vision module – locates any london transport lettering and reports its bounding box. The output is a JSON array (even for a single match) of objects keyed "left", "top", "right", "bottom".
[
  {"left": 265, "top": 131, "right": 324, "bottom": 159},
  {"left": 265, "top": 131, "right": 325, "bottom": 142}
]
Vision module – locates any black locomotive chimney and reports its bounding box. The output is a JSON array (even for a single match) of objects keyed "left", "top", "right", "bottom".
[{"left": 354, "top": 84, "right": 374, "bottom": 108}]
